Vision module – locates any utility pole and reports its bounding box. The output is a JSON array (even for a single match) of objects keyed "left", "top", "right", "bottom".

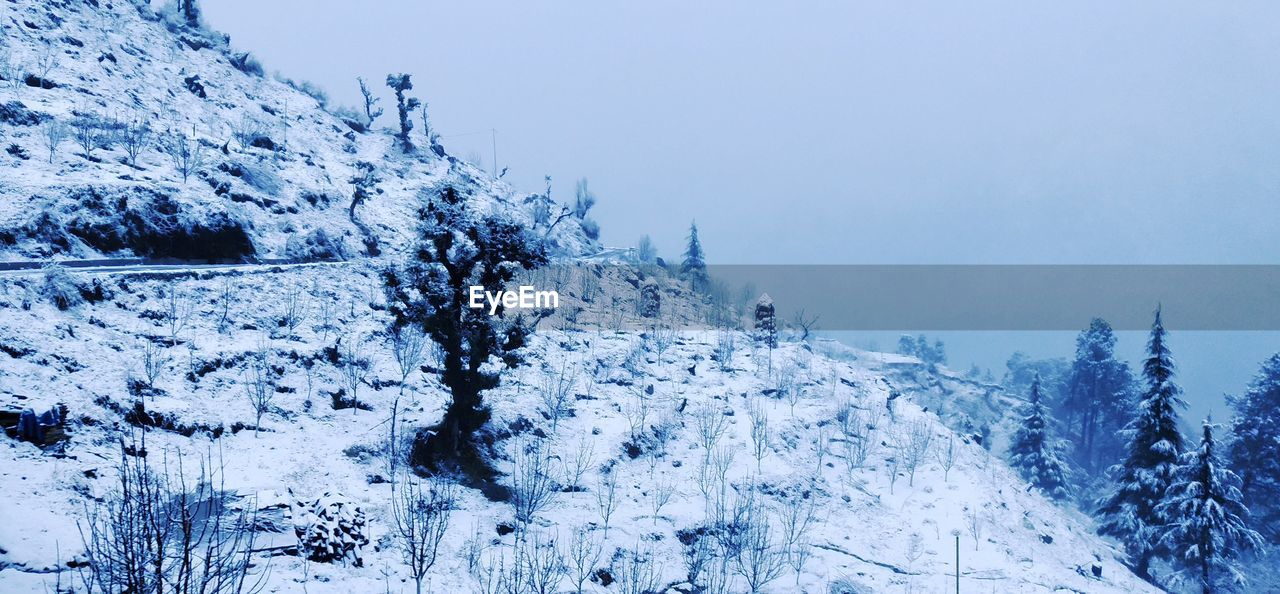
[
  {"left": 490, "top": 128, "right": 498, "bottom": 177},
  {"left": 955, "top": 534, "right": 960, "bottom": 593}
]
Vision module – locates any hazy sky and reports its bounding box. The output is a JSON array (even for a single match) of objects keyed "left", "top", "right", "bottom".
[
  {"left": 200, "top": 1, "right": 1280, "bottom": 420},
  {"left": 202, "top": 0, "right": 1280, "bottom": 265}
]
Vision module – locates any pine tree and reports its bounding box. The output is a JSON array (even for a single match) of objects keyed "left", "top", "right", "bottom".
[
  {"left": 1157, "top": 422, "right": 1263, "bottom": 593},
  {"left": 1227, "top": 353, "right": 1280, "bottom": 539},
  {"left": 753, "top": 293, "right": 777, "bottom": 349},
  {"left": 1097, "top": 306, "right": 1188, "bottom": 579},
  {"left": 1065, "top": 318, "right": 1137, "bottom": 472},
  {"left": 1008, "top": 375, "right": 1071, "bottom": 500},
  {"left": 681, "top": 221, "right": 707, "bottom": 290}
]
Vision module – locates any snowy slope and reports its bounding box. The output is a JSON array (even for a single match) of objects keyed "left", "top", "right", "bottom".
[
  {"left": 0, "top": 262, "right": 1159, "bottom": 593},
  {"left": 0, "top": 0, "right": 594, "bottom": 261},
  {"left": 0, "top": 2, "right": 1163, "bottom": 593}
]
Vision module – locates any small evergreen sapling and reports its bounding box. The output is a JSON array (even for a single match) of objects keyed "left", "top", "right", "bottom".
[{"left": 1007, "top": 375, "right": 1071, "bottom": 500}]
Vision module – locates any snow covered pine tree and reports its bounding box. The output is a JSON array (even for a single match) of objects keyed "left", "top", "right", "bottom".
[
  {"left": 753, "top": 293, "right": 777, "bottom": 349},
  {"left": 1008, "top": 374, "right": 1071, "bottom": 500},
  {"left": 1097, "top": 307, "right": 1188, "bottom": 579},
  {"left": 1227, "top": 353, "right": 1280, "bottom": 540},
  {"left": 681, "top": 221, "right": 708, "bottom": 291},
  {"left": 382, "top": 186, "right": 547, "bottom": 484},
  {"left": 1157, "top": 422, "right": 1263, "bottom": 593}
]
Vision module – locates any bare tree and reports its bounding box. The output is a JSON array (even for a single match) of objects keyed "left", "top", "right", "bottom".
[
  {"left": 71, "top": 112, "right": 108, "bottom": 159},
  {"left": 649, "top": 477, "right": 676, "bottom": 526},
  {"left": 595, "top": 467, "right": 619, "bottom": 538},
  {"left": 650, "top": 324, "right": 677, "bottom": 364},
  {"left": 136, "top": 339, "right": 169, "bottom": 394},
  {"left": 714, "top": 330, "right": 737, "bottom": 372},
  {"left": 160, "top": 126, "right": 204, "bottom": 183},
  {"left": 243, "top": 341, "right": 274, "bottom": 437},
  {"left": 77, "top": 443, "right": 263, "bottom": 594},
  {"left": 964, "top": 506, "right": 986, "bottom": 551},
  {"left": 537, "top": 362, "right": 576, "bottom": 433},
  {"left": 43, "top": 119, "right": 68, "bottom": 163},
  {"left": 562, "top": 526, "right": 601, "bottom": 594},
  {"left": 231, "top": 114, "right": 263, "bottom": 150},
  {"left": 695, "top": 400, "right": 729, "bottom": 459},
  {"left": 120, "top": 119, "right": 150, "bottom": 167},
  {"left": 897, "top": 418, "right": 934, "bottom": 487},
  {"left": 510, "top": 436, "right": 557, "bottom": 526},
  {"left": 614, "top": 546, "right": 661, "bottom": 594},
  {"left": 560, "top": 434, "right": 594, "bottom": 492},
  {"left": 164, "top": 286, "right": 193, "bottom": 347},
  {"left": 937, "top": 433, "right": 958, "bottom": 482},
  {"left": 339, "top": 334, "right": 372, "bottom": 415},
  {"left": 216, "top": 278, "right": 235, "bottom": 333},
  {"left": 792, "top": 309, "right": 820, "bottom": 342},
  {"left": 747, "top": 398, "right": 771, "bottom": 472},
  {"left": 279, "top": 285, "right": 309, "bottom": 339},
  {"left": 733, "top": 494, "right": 787, "bottom": 594},
  {"left": 391, "top": 477, "right": 454, "bottom": 594},
  {"left": 521, "top": 532, "right": 565, "bottom": 594},
  {"left": 357, "top": 77, "right": 383, "bottom": 128}
]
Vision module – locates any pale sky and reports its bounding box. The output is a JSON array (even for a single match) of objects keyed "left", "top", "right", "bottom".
[
  {"left": 200, "top": 1, "right": 1280, "bottom": 420},
  {"left": 202, "top": 0, "right": 1280, "bottom": 265}
]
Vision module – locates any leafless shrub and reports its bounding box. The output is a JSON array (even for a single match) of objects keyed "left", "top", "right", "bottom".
[
  {"left": 279, "top": 285, "right": 309, "bottom": 339},
  {"left": 773, "top": 361, "right": 798, "bottom": 401},
  {"left": 76, "top": 444, "right": 263, "bottom": 594},
  {"left": 563, "top": 526, "right": 601, "bottom": 594},
  {"left": 391, "top": 477, "right": 454, "bottom": 594},
  {"left": 71, "top": 111, "right": 109, "bottom": 159},
  {"left": 538, "top": 362, "right": 576, "bottom": 433},
  {"left": 650, "top": 324, "right": 677, "bottom": 363},
  {"left": 43, "top": 119, "right": 68, "bottom": 163},
  {"left": 231, "top": 114, "right": 265, "bottom": 150},
  {"left": 510, "top": 436, "right": 558, "bottom": 525},
  {"left": 778, "top": 494, "right": 817, "bottom": 557},
  {"left": 462, "top": 520, "right": 490, "bottom": 579},
  {"left": 521, "top": 532, "right": 565, "bottom": 594},
  {"left": 137, "top": 339, "right": 169, "bottom": 392},
  {"left": 577, "top": 266, "right": 600, "bottom": 303},
  {"left": 613, "top": 546, "right": 661, "bottom": 594},
  {"left": 714, "top": 330, "right": 737, "bottom": 372},
  {"left": 964, "top": 507, "right": 987, "bottom": 551}
]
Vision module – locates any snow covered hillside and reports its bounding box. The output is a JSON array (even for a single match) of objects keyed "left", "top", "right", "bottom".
[
  {"left": 0, "top": 0, "right": 593, "bottom": 261},
  {"left": 0, "top": 262, "right": 1159, "bottom": 593},
  {"left": 0, "top": 2, "right": 1163, "bottom": 593}
]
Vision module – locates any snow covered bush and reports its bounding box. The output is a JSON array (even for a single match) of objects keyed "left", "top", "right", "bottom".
[
  {"left": 284, "top": 228, "right": 348, "bottom": 262},
  {"left": 638, "top": 279, "right": 660, "bottom": 318},
  {"left": 40, "top": 262, "right": 83, "bottom": 310},
  {"left": 289, "top": 492, "right": 370, "bottom": 566}
]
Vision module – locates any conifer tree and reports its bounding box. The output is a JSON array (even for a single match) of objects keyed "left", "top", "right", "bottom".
[
  {"left": 1097, "top": 307, "right": 1188, "bottom": 579},
  {"left": 1157, "top": 422, "right": 1263, "bottom": 593},
  {"left": 1227, "top": 353, "right": 1280, "bottom": 539},
  {"left": 753, "top": 293, "right": 777, "bottom": 349},
  {"left": 681, "top": 221, "right": 707, "bottom": 290},
  {"left": 1008, "top": 375, "right": 1071, "bottom": 500},
  {"left": 1065, "top": 318, "right": 1136, "bottom": 472}
]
